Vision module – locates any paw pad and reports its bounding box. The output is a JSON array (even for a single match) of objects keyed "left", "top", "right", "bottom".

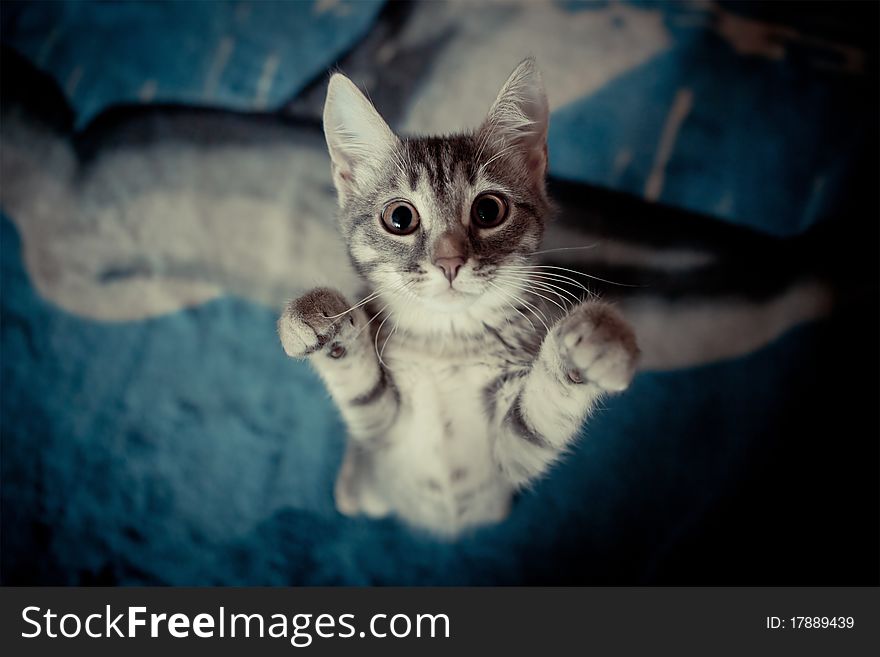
[{"left": 558, "top": 303, "right": 638, "bottom": 392}]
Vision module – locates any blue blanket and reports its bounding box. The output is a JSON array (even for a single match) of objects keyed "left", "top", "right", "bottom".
[
  {"left": 2, "top": 0, "right": 873, "bottom": 236},
  {"left": 3, "top": 214, "right": 874, "bottom": 584}
]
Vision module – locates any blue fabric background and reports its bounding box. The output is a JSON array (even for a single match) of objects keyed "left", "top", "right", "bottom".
[
  {"left": 1, "top": 0, "right": 873, "bottom": 235},
  {"left": 2, "top": 212, "right": 870, "bottom": 584},
  {"left": 0, "top": 0, "right": 384, "bottom": 125}
]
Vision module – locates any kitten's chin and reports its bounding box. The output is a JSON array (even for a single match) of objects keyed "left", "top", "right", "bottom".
[{"left": 420, "top": 287, "right": 481, "bottom": 313}]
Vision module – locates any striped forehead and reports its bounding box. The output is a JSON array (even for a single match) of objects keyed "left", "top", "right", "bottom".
[{"left": 395, "top": 136, "right": 482, "bottom": 233}]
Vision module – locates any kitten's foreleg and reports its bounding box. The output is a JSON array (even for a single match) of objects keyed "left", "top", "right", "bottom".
[
  {"left": 493, "top": 302, "right": 639, "bottom": 487},
  {"left": 278, "top": 288, "right": 399, "bottom": 442}
]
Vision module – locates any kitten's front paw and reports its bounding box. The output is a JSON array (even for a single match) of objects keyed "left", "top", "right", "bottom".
[
  {"left": 557, "top": 303, "right": 639, "bottom": 392},
  {"left": 278, "top": 288, "right": 354, "bottom": 358}
]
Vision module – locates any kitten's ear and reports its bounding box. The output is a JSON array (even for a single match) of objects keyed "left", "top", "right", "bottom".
[
  {"left": 323, "top": 73, "right": 397, "bottom": 205},
  {"left": 479, "top": 57, "right": 549, "bottom": 181}
]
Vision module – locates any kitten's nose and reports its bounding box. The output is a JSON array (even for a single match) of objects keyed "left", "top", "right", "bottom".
[
  {"left": 434, "top": 256, "right": 465, "bottom": 283},
  {"left": 432, "top": 231, "right": 468, "bottom": 284}
]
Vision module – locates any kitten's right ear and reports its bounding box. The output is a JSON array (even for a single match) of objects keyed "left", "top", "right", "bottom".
[{"left": 323, "top": 73, "right": 397, "bottom": 206}]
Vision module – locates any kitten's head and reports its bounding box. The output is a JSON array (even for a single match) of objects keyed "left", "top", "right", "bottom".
[{"left": 323, "top": 58, "right": 550, "bottom": 327}]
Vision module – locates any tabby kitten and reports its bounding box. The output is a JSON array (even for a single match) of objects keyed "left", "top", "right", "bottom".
[{"left": 278, "top": 59, "right": 638, "bottom": 537}]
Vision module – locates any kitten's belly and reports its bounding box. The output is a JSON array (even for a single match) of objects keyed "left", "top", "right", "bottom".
[{"left": 371, "top": 355, "right": 513, "bottom": 534}]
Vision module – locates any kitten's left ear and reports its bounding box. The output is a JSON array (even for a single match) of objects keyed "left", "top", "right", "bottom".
[
  {"left": 323, "top": 73, "right": 398, "bottom": 205},
  {"left": 479, "top": 57, "right": 549, "bottom": 181}
]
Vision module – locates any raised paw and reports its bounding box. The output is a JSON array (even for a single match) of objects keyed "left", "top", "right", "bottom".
[
  {"left": 277, "top": 288, "right": 355, "bottom": 358},
  {"left": 557, "top": 302, "right": 639, "bottom": 392}
]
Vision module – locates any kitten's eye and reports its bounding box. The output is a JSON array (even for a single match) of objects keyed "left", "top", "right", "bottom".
[
  {"left": 381, "top": 200, "right": 420, "bottom": 235},
  {"left": 471, "top": 193, "right": 508, "bottom": 228}
]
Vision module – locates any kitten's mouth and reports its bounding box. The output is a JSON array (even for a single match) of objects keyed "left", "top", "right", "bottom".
[
  {"left": 422, "top": 285, "right": 481, "bottom": 311},
  {"left": 437, "top": 287, "right": 470, "bottom": 299}
]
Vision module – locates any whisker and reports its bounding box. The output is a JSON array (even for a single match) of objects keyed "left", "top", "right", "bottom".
[
  {"left": 494, "top": 276, "right": 569, "bottom": 315},
  {"left": 526, "top": 279, "right": 582, "bottom": 306},
  {"left": 374, "top": 311, "right": 394, "bottom": 367},
  {"left": 520, "top": 279, "right": 574, "bottom": 309},
  {"left": 325, "top": 286, "right": 391, "bottom": 319},
  {"left": 352, "top": 281, "right": 411, "bottom": 340},
  {"left": 527, "top": 244, "right": 600, "bottom": 257},
  {"left": 500, "top": 268, "right": 595, "bottom": 297},
  {"left": 487, "top": 281, "right": 538, "bottom": 332},
  {"left": 527, "top": 281, "right": 576, "bottom": 310},
  {"left": 517, "top": 296, "right": 552, "bottom": 335},
  {"left": 494, "top": 274, "right": 581, "bottom": 307},
  {"left": 354, "top": 303, "right": 390, "bottom": 341},
  {"left": 520, "top": 286, "right": 568, "bottom": 316},
  {"left": 506, "top": 264, "right": 642, "bottom": 288},
  {"left": 379, "top": 316, "right": 400, "bottom": 363},
  {"left": 502, "top": 268, "right": 597, "bottom": 295},
  {"left": 490, "top": 280, "right": 551, "bottom": 335},
  {"left": 527, "top": 275, "right": 588, "bottom": 302}
]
